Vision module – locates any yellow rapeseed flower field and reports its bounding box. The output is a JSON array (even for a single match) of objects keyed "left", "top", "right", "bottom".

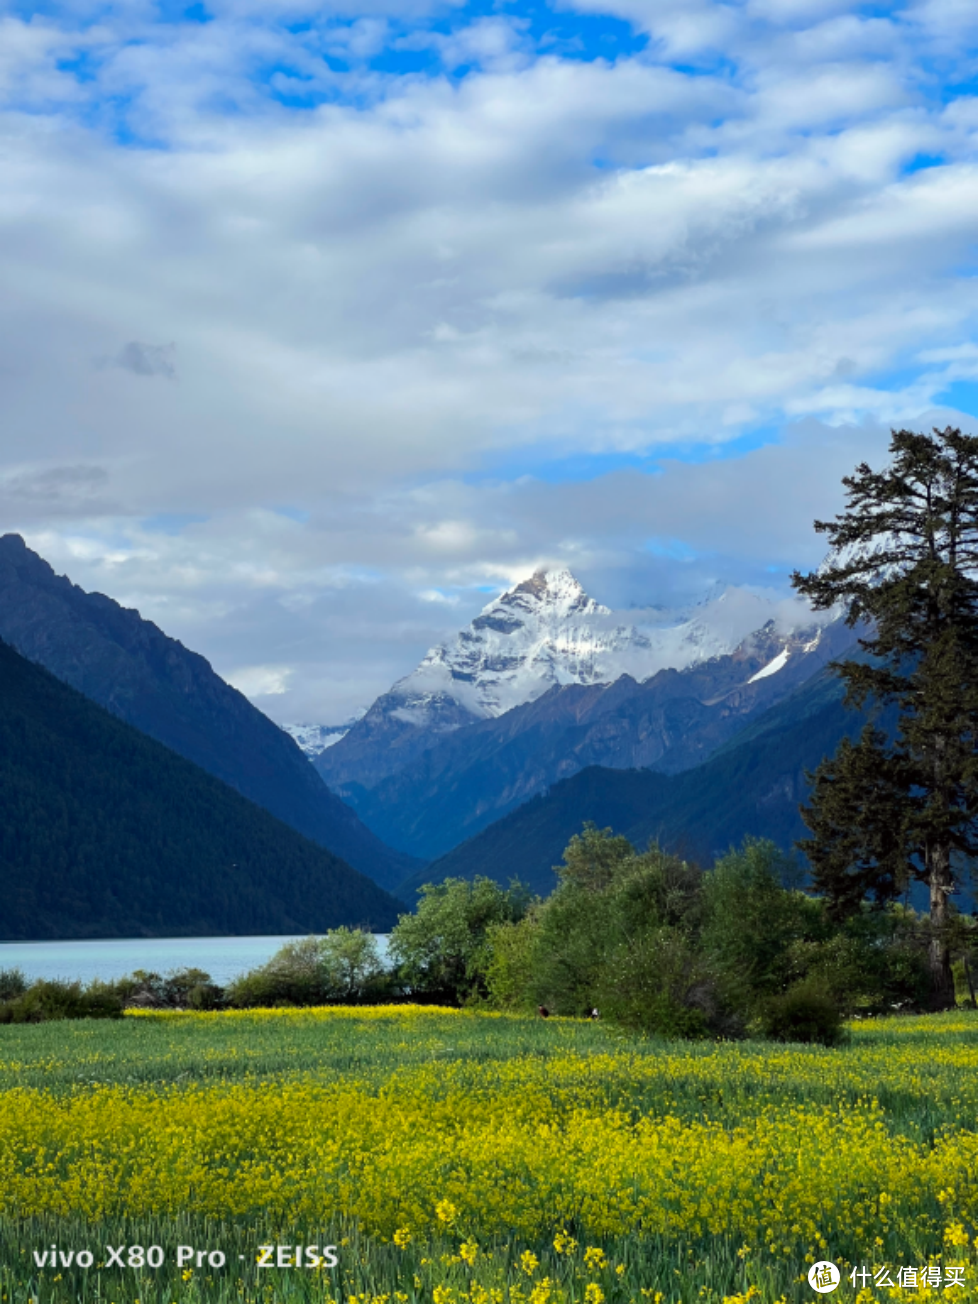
[{"left": 0, "top": 1005, "right": 976, "bottom": 1303}]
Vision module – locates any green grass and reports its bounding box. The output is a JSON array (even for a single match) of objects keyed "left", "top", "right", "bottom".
[
  {"left": 2, "top": 1007, "right": 974, "bottom": 1139},
  {"left": 2, "top": 1007, "right": 977, "bottom": 1304},
  {"left": 2, "top": 1216, "right": 811, "bottom": 1304},
  {"left": 0, "top": 1007, "right": 625, "bottom": 1093}
]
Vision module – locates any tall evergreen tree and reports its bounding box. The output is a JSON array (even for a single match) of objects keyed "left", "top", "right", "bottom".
[{"left": 792, "top": 426, "right": 978, "bottom": 1008}]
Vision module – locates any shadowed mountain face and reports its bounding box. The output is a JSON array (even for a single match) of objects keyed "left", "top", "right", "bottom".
[
  {"left": 0, "top": 637, "right": 402, "bottom": 939},
  {"left": 314, "top": 688, "right": 479, "bottom": 794},
  {"left": 0, "top": 534, "right": 417, "bottom": 893},
  {"left": 334, "top": 618, "right": 855, "bottom": 862}
]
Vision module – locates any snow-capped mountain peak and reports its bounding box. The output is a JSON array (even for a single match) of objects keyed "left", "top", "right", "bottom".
[
  {"left": 282, "top": 708, "right": 367, "bottom": 757},
  {"left": 397, "top": 568, "right": 635, "bottom": 720},
  {"left": 311, "top": 567, "right": 840, "bottom": 787},
  {"left": 282, "top": 722, "right": 351, "bottom": 756},
  {"left": 472, "top": 568, "right": 608, "bottom": 630},
  {"left": 381, "top": 568, "right": 831, "bottom": 726}
]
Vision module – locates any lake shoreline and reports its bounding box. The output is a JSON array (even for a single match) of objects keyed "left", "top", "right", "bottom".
[{"left": 0, "top": 934, "right": 391, "bottom": 986}]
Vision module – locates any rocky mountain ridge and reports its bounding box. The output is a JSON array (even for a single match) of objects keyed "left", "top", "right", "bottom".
[
  {"left": 281, "top": 722, "right": 353, "bottom": 756},
  {"left": 404, "top": 662, "right": 866, "bottom": 900},
  {"left": 315, "top": 567, "right": 835, "bottom": 792},
  {"left": 329, "top": 613, "right": 853, "bottom": 861}
]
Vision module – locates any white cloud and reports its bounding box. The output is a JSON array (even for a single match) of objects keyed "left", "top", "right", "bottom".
[
  {"left": 17, "top": 408, "right": 973, "bottom": 721},
  {"left": 224, "top": 663, "right": 294, "bottom": 696},
  {"left": 3, "top": 0, "right": 978, "bottom": 715}
]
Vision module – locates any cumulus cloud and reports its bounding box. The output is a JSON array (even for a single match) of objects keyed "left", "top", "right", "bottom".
[
  {"left": 3, "top": 0, "right": 978, "bottom": 715},
  {"left": 20, "top": 409, "right": 976, "bottom": 721}
]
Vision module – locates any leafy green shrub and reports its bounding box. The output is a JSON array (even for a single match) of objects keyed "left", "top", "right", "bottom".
[
  {"left": 701, "top": 839, "right": 826, "bottom": 1027},
  {"left": 227, "top": 929, "right": 390, "bottom": 1007},
  {"left": 593, "top": 927, "right": 712, "bottom": 1039},
  {"left": 318, "top": 928, "right": 391, "bottom": 1000},
  {"left": 879, "top": 935, "right": 931, "bottom": 1010},
  {"left": 223, "top": 970, "right": 281, "bottom": 1007},
  {"left": 390, "top": 878, "right": 530, "bottom": 1003},
  {"left": 0, "top": 978, "right": 123, "bottom": 1023},
  {"left": 110, "top": 969, "right": 168, "bottom": 1008},
  {"left": 0, "top": 968, "right": 27, "bottom": 1002},
  {"left": 484, "top": 913, "right": 541, "bottom": 1011},
  {"left": 162, "top": 967, "right": 224, "bottom": 1009},
  {"left": 110, "top": 967, "right": 225, "bottom": 1010},
  {"left": 761, "top": 981, "right": 844, "bottom": 1046},
  {"left": 528, "top": 827, "right": 711, "bottom": 1033},
  {"left": 779, "top": 905, "right": 931, "bottom": 1016}
]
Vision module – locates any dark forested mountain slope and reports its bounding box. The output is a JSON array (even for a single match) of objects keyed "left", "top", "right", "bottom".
[
  {"left": 403, "top": 666, "right": 881, "bottom": 899},
  {"left": 0, "top": 534, "right": 416, "bottom": 891},
  {"left": 0, "top": 637, "right": 402, "bottom": 939}
]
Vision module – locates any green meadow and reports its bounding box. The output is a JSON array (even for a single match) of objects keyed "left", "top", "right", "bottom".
[{"left": 0, "top": 1006, "right": 976, "bottom": 1304}]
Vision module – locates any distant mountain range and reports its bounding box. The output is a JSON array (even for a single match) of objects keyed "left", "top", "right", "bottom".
[
  {"left": 307, "top": 569, "right": 849, "bottom": 861},
  {"left": 405, "top": 662, "right": 879, "bottom": 899},
  {"left": 2, "top": 537, "right": 894, "bottom": 928},
  {"left": 415, "top": 659, "right": 975, "bottom": 915},
  {"left": 0, "top": 636, "right": 402, "bottom": 939},
  {"left": 0, "top": 534, "right": 417, "bottom": 893},
  {"left": 314, "top": 569, "right": 837, "bottom": 793}
]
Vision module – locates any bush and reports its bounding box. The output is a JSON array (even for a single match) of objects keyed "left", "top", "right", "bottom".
[
  {"left": 0, "top": 978, "right": 123, "bottom": 1023},
  {"left": 484, "top": 914, "right": 542, "bottom": 1011},
  {"left": 593, "top": 926, "right": 713, "bottom": 1039},
  {"left": 163, "top": 967, "right": 224, "bottom": 1009},
  {"left": 2, "top": 967, "right": 228, "bottom": 1017},
  {"left": 760, "top": 981, "right": 844, "bottom": 1046},
  {"left": 528, "top": 831, "right": 708, "bottom": 1029},
  {"left": 390, "top": 878, "right": 531, "bottom": 1003},
  {"left": 224, "top": 969, "right": 283, "bottom": 1008},
  {"left": 226, "top": 929, "right": 389, "bottom": 1008},
  {"left": 779, "top": 905, "right": 931, "bottom": 1016},
  {"left": 318, "top": 928, "right": 390, "bottom": 1000},
  {"left": 0, "top": 968, "right": 28, "bottom": 1002},
  {"left": 112, "top": 969, "right": 168, "bottom": 1008},
  {"left": 701, "top": 839, "right": 826, "bottom": 1026},
  {"left": 109, "top": 968, "right": 224, "bottom": 1010}
]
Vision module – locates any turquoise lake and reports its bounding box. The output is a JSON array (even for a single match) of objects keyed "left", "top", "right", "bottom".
[{"left": 0, "top": 935, "right": 391, "bottom": 986}]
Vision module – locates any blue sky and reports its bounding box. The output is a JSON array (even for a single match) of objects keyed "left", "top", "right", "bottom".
[{"left": 3, "top": 0, "right": 978, "bottom": 718}]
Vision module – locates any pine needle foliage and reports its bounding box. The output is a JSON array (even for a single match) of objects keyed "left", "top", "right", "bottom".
[{"left": 792, "top": 426, "right": 978, "bottom": 1008}]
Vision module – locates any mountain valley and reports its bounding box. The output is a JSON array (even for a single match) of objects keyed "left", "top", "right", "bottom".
[
  {"left": 404, "top": 662, "right": 893, "bottom": 900},
  {"left": 0, "top": 534, "right": 417, "bottom": 893},
  {"left": 0, "top": 542, "right": 877, "bottom": 933}
]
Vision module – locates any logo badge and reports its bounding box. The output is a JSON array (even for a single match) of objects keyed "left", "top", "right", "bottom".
[{"left": 808, "top": 1261, "right": 841, "bottom": 1293}]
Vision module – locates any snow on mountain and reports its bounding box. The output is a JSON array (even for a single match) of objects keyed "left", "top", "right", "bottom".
[
  {"left": 381, "top": 568, "right": 832, "bottom": 726},
  {"left": 313, "top": 567, "right": 841, "bottom": 796},
  {"left": 392, "top": 569, "right": 617, "bottom": 722},
  {"left": 747, "top": 646, "right": 791, "bottom": 684},
  {"left": 282, "top": 723, "right": 352, "bottom": 758}
]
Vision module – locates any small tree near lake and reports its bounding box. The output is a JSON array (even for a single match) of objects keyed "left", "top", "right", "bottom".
[{"left": 389, "top": 876, "right": 531, "bottom": 1003}]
